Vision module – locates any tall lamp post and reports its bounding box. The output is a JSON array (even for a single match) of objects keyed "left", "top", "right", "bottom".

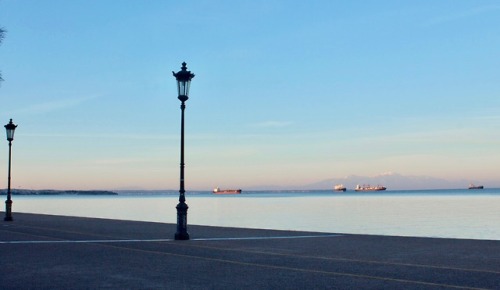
[
  {"left": 4, "top": 119, "right": 17, "bottom": 221},
  {"left": 173, "top": 62, "right": 195, "bottom": 240}
]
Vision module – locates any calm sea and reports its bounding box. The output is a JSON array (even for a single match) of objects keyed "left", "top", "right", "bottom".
[{"left": 9, "top": 189, "right": 500, "bottom": 241}]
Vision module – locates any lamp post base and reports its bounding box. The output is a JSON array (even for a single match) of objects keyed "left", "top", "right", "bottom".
[
  {"left": 4, "top": 199, "right": 13, "bottom": 221},
  {"left": 175, "top": 232, "right": 190, "bottom": 240},
  {"left": 175, "top": 202, "right": 189, "bottom": 240}
]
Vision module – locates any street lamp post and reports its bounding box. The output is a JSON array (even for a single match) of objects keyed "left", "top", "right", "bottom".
[
  {"left": 4, "top": 119, "right": 17, "bottom": 221},
  {"left": 172, "top": 62, "right": 195, "bottom": 240}
]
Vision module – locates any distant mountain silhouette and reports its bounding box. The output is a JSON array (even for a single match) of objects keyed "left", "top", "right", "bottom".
[
  {"left": 304, "top": 172, "right": 471, "bottom": 190},
  {"left": 248, "top": 172, "right": 484, "bottom": 190}
]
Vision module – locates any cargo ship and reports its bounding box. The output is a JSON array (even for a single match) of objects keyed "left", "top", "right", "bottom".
[
  {"left": 355, "top": 184, "right": 386, "bottom": 191},
  {"left": 468, "top": 184, "right": 484, "bottom": 190},
  {"left": 213, "top": 187, "right": 242, "bottom": 194},
  {"left": 334, "top": 184, "right": 346, "bottom": 192}
]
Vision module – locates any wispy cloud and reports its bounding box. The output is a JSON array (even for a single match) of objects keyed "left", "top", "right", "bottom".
[
  {"left": 89, "top": 158, "right": 153, "bottom": 166},
  {"left": 249, "top": 121, "right": 294, "bottom": 128},
  {"left": 11, "top": 94, "right": 103, "bottom": 115},
  {"left": 21, "top": 132, "right": 179, "bottom": 140},
  {"left": 423, "top": 5, "right": 500, "bottom": 27}
]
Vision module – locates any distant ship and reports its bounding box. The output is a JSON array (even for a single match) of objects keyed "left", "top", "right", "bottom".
[
  {"left": 213, "top": 187, "right": 242, "bottom": 194},
  {"left": 334, "top": 184, "right": 346, "bottom": 192},
  {"left": 355, "top": 184, "right": 386, "bottom": 192},
  {"left": 468, "top": 184, "right": 484, "bottom": 190}
]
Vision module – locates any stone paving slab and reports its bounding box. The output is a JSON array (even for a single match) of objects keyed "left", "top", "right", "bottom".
[{"left": 1, "top": 213, "right": 499, "bottom": 289}]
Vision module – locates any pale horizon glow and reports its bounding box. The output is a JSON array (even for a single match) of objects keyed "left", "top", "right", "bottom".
[{"left": 0, "top": 1, "right": 499, "bottom": 190}]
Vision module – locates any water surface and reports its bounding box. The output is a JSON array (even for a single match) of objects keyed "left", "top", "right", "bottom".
[{"left": 8, "top": 189, "right": 500, "bottom": 240}]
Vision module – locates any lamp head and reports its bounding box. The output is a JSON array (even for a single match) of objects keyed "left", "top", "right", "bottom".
[
  {"left": 172, "top": 62, "right": 195, "bottom": 102},
  {"left": 4, "top": 119, "right": 17, "bottom": 142}
]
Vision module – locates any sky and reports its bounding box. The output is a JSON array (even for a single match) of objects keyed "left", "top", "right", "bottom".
[{"left": 0, "top": 0, "right": 499, "bottom": 190}]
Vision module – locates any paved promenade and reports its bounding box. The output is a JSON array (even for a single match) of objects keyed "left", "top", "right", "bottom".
[{"left": 0, "top": 213, "right": 499, "bottom": 289}]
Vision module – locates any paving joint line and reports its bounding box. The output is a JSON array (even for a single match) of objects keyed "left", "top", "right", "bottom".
[{"left": 0, "top": 234, "right": 342, "bottom": 244}]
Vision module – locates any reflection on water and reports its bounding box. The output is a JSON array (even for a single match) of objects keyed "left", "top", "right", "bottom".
[{"left": 8, "top": 190, "right": 500, "bottom": 240}]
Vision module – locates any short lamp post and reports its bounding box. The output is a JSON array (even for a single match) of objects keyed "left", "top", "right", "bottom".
[
  {"left": 4, "top": 119, "right": 17, "bottom": 221},
  {"left": 172, "top": 62, "right": 195, "bottom": 240}
]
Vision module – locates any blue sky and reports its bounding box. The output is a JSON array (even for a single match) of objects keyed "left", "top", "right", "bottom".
[{"left": 0, "top": 0, "right": 499, "bottom": 190}]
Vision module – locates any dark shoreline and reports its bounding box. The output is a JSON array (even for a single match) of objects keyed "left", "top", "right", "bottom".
[{"left": 0, "top": 189, "right": 118, "bottom": 195}]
